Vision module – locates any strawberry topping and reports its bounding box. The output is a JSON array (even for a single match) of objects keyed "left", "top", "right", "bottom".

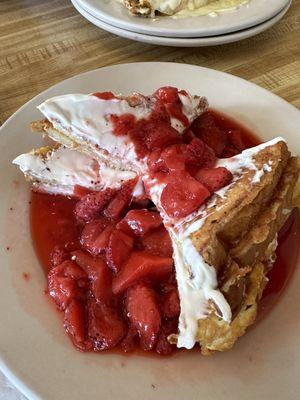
[
  {"left": 87, "top": 299, "right": 125, "bottom": 351},
  {"left": 117, "top": 209, "right": 162, "bottom": 237},
  {"left": 75, "top": 188, "right": 115, "bottom": 222},
  {"left": 160, "top": 171, "right": 210, "bottom": 219},
  {"left": 64, "top": 299, "right": 87, "bottom": 351},
  {"left": 195, "top": 167, "right": 233, "bottom": 193},
  {"left": 141, "top": 226, "right": 173, "bottom": 258},
  {"left": 106, "top": 230, "right": 134, "bottom": 274},
  {"left": 71, "top": 250, "right": 112, "bottom": 304},
  {"left": 112, "top": 251, "right": 173, "bottom": 295},
  {"left": 125, "top": 283, "right": 161, "bottom": 350}
]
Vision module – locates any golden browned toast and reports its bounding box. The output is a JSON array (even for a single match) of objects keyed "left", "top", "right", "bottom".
[{"left": 181, "top": 142, "right": 299, "bottom": 354}]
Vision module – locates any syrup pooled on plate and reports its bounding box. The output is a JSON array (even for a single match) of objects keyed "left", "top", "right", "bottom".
[{"left": 30, "top": 109, "right": 299, "bottom": 355}]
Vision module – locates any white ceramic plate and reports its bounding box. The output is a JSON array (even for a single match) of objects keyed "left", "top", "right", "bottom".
[
  {"left": 74, "top": 0, "right": 290, "bottom": 38},
  {"left": 0, "top": 62, "right": 300, "bottom": 400},
  {"left": 71, "top": 0, "right": 291, "bottom": 47}
]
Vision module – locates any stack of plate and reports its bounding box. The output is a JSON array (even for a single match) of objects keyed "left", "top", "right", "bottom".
[{"left": 71, "top": 0, "right": 291, "bottom": 47}]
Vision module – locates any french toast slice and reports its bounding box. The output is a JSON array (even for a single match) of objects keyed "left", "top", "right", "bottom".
[
  {"left": 30, "top": 91, "right": 207, "bottom": 173},
  {"left": 146, "top": 139, "right": 300, "bottom": 352}
]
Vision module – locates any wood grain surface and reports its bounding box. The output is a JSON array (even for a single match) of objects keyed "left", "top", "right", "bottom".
[{"left": 0, "top": 0, "right": 299, "bottom": 125}]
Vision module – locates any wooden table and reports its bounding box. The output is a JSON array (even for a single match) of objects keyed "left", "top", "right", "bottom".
[{"left": 0, "top": 0, "right": 300, "bottom": 126}]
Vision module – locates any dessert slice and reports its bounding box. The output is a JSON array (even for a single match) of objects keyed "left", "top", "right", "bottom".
[
  {"left": 31, "top": 88, "right": 207, "bottom": 173},
  {"left": 13, "top": 145, "right": 139, "bottom": 197},
  {"left": 144, "top": 138, "right": 300, "bottom": 353}
]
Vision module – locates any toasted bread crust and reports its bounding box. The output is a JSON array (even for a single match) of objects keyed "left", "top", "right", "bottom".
[{"left": 192, "top": 145, "right": 300, "bottom": 354}]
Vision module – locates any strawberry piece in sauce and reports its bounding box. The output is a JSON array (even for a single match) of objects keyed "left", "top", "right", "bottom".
[
  {"left": 80, "top": 218, "right": 111, "bottom": 256},
  {"left": 112, "top": 251, "right": 173, "bottom": 295},
  {"left": 71, "top": 250, "right": 112, "bottom": 304},
  {"left": 50, "top": 245, "right": 69, "bottom": 267},
  {"left": 185, "top": 138, "right": 217, "bottom": 169},
  {"left": 104, "top": 179, "right": 136, "bottom": 221},
  {"left": 87, "top": 299, "right": 126, "bottom": 351},
  {"left": 120, "top": 326, "right": 138, "bottom": 353},
  {"left": 117, "top": 209, "right": 162, "bottom": 237},
  {"left": 191, "top": 112, "right": 227, "bottom": 157},
  {"left": 156, "top": 319, "right": 178, "bottom": 355},
  {"left": 64, "top": 298, "right": 87, "bottom": 351},
  {"left": 160, "top": 171, "right": 210, "bottom": 219},
  {"left": 141, "top": 226, "right": 173, "bottom": 258},
  {"left": 75, "top": 188, "right": 115, "bottom": 222},
  {"left": 144, "top": 123, "right": 182, "bottom": 152},
  {"left": 195, "top": 167, "right": 233, "bottom": 193},
  {"left": 106, "top": 230, "right": 134, "bottom": 274},
  {"left": 125, "top": 283, "right": 161, "bottom": 351},
  {"left": 48, "top": 260, "right": 87, "bottom": 310},
  {"left": 160, "top": 283, "right": 180, "bottom": 319}
]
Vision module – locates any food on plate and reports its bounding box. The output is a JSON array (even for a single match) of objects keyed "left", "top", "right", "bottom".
[
  {"left": 119, "top": 0, "right": 249, "bottom": 18},
  {"left": 13, "top": 86, "right": 300, "bottom": 355}
]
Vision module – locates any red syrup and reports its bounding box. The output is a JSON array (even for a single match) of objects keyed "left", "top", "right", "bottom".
[{"left": 30, "top": 108, "right": 299, "bottom": 355}]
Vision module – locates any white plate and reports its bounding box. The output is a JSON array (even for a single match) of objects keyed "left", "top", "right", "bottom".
[
  {"left": 72, "top": 0, "right": 291, "bottom": 47},
  {"left": 0, "top": 62, "right": 300, "bottom": 400},
  {"left": 74, "top": 0, "right": 290, "bottom": 38}
]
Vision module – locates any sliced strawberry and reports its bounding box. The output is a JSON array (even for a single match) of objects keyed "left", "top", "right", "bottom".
[
  {"left": 156, "top": 320, "right": 178, "bottom": 355},
  {"left": 145, "top": 123, "right": 182, "bottom": 152},
  {"left": 92, "top": 225, "right": 114, "bottom": 253},
  {"left": 48, "top": 260, "right": 87, "bottom": 310},
  {"left": 221, "top": 144, "right": 240, "bottom": 158},
  {"left": 117, "top": 209, "right": 162, "bottom": 237},
  {"left": 106, "top": 230, "right": 134, "bottom": 274},
  {"left": 120, "top": 326, "right": 138, "bottom": 353},
  {"left": 50, "top": 246, "right": 69, "bottom": 267},
  {"left": 155, "top": 87, "right": 179, "bottom": 103},
  {"left": 73, "top": 185, "right": 94, "bottom": 199},
  {"left": 48, "top": 274, "right": 77, "bottom": 310},
  {"left": 147, "top": 150, "right": 168, "bottom": 175},
  {"left": 141, "top": 226, "right": 173, "bottom": 258},
  {"left": 191, "top": 112, "right": 227, "bottom": 157},
  {"left": 160, "top": 172, "right": 210, "bottom": 219},
  {"left": 104, "top": 179, "right": 136, "bottom": 221},
  {"left": 185, "top": 138, "right": 217, "bottom": 169},
  {"left": 160, "top": 144, "right": 186, "bottom": 171},
  {"left": 80, "top": 218, "right": 110, "bottom": 256},
  {"left": 71, "top": 250, "right": 112, "bottom": 304},
  {"left": 160, "top": 284, "right": 180, "bottom": 319},
  {"left": 147, "top": 144, "right": 186, "bottom": 175},
  {"left": 75, "top": 188, "right": 115, "bottom": 222},
  {"left": 64, "top": 299, "right": 86, "bottom": 351},
  {"left": 87, "top": 299, "right": 125, "bottom": 351},
  {"left": 195, "top": 167, "right": 233, "bottom": 193},
  {"left": 125, "top": 283, "right": 161, "bottom": 350},
  {"left": 112, "top": 251, "right": 173, "bottom": 295},
  {"left": 228, "top": 129, "right": 245, "bottom": 151}
]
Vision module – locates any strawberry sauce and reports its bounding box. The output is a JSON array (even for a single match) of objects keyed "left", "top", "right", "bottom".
[{"left": 30, "top": 109, "right": 299, "bottom": 355}]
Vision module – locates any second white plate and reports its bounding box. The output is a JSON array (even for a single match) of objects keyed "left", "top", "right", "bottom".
[
  {"left": 74, "top": 0, "right": 290, "bottom": 38},
  {"left": 72, "top": 0, "right": 291, "bottom": 47}
]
